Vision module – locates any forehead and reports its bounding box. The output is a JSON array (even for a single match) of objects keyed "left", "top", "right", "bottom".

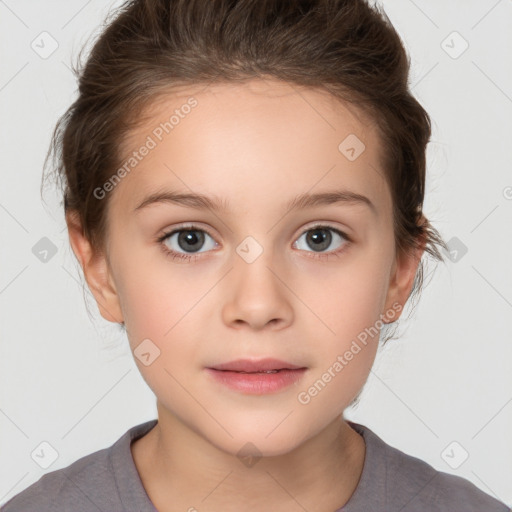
[{"left": 111, "top": 79, "right": 390, "bottom": 218}]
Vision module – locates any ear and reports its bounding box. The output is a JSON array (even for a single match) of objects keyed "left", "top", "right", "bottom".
[
  {"left": 66, "top": 211, "right": 124, "bottom": 324},
  {"left": 382, "top": 217, "right": 427, "bottom": 322}
]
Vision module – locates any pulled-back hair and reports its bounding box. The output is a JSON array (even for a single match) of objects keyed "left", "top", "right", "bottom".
[{"left": 42, "top": 0, "right": 448, "bottom": 340}]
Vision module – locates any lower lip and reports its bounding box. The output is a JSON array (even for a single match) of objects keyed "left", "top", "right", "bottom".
[{"left": 205, "top": 368, "right": 307, "bottom": 394}]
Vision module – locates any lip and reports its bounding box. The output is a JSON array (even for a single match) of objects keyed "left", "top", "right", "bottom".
[
  {"left": 205, "top": 367, "right": 307, "bottom": 394},
  {"left": 207, "top": 358, "right": 305, "bottom": 372},
  {"left": 205, "top": 358, "right": 308, "bottom": 395}
]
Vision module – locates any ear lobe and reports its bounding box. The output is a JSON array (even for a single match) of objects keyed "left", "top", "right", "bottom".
[{"left": 66, "top": 211, "right": 124, "bottom": 324}]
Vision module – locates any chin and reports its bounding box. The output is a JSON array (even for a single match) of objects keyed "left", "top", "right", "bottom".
[{"left": 204, "top": 420, "right": 310, "bottom": 460}]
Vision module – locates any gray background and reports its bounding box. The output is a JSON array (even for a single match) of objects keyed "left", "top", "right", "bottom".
[{"left": 1, "top": 0, "right": 511, "bottom": 507}]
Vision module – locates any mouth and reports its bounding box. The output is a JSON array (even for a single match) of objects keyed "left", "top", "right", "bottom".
[{"left": 205, "top": 360, "right": 307, "bottom": 394}]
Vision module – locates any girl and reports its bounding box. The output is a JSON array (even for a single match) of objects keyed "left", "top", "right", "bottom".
[{"left": 2, "top": 0, "right": 509, "bottom": 511}]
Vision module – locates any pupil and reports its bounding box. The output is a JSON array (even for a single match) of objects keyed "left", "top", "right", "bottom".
[
  {"left": 308, "top": 229, "right": 331, "bottom": 251},
  {"left": 178, "top": 230, "right": 204, "bottom": 252}
]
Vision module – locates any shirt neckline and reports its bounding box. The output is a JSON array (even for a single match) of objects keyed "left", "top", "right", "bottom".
[
  {"left": 110, "top": 419, "right": 159, "bottom": 511},
  {"left": 339, "top": 420, "right": 386, "bottom": 510}
]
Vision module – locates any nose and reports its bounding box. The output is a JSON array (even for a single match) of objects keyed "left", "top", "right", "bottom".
[{"left": 221, "top": 253, "right": 294, "bottom": 331}]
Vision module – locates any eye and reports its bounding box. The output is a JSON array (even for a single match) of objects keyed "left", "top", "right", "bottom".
[
  {"left": 157, "top": 225, "right": 217, "bottom": 262},
  {"left": 293, "top": 224, "right": 351, "bottom": 259}
]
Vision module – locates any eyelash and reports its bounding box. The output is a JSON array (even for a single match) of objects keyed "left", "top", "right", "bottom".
[{"left": 156, "top": 223, "right": 352, "bottom": 262}]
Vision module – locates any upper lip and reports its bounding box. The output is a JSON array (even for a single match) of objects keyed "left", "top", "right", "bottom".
[{"left": 208, "top": 358, "right": 306, "bottom": 372}]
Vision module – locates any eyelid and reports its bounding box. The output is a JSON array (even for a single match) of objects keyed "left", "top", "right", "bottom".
[
  {"left": 157, "top": 222, "right": 218, "bottom": 241},
  {"left": 296, "top": 221, "right": 352, "bottom": 240}
]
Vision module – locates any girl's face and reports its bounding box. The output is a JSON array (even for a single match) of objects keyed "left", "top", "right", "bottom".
[{"left": 76, "top": 79, "right": 421, "bottom": 456}]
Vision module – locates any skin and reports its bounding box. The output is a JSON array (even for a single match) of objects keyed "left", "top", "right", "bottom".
[{"left": 67, "top": 78, "right": 425, "bottom": 511}]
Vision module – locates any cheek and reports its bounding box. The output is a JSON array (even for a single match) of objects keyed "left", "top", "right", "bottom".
[
  {"left": 292, "top": 250, "right": 391, "bottom": 395},
  {"left": 297, "top": 252, "right": 390, "bottom": 343},
  {"left": 116, "top": 262, "right": 222, "bottom": 398},
  {"left": 117, "top": 269, "right": 205, "bottom": 401},
  {"left": 113, "top": 242, "right": 207, "bottom": 336},
  {"left": 295, "top": 273, "right": 386, "bottom": 415},
  {"left": 122, "top": 279, "right": 205, "bottom": 352}
]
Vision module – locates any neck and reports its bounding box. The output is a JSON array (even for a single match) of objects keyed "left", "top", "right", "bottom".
[{"left": 131, "top": 406, "right": 365, "bottom": 512}]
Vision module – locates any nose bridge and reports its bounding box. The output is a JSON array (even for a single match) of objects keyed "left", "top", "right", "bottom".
[{"left": 233, "top": 233, "right": 282, "bottom": 298}]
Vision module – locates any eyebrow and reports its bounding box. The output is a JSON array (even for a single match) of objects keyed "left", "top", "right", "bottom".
[{"left": 133, "top": 189, "right": 376, "bottom": 215}]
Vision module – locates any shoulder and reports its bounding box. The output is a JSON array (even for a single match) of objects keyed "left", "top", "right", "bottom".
[
  {"left": 1, "top": 443, "right": 117, "bottom": 512},
  {"left": 386, "top": 445, "right": 508, "bottom": 511},
  {"left": 1, "top": 420, "right": 158, "bottom": 512},
  {"left": 346, "top": 422, "right": 509, "bottom": 512}
]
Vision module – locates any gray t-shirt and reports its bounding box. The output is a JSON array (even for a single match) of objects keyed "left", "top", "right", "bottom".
[{"left": 2, "top": 419, "right": 509, "bottom": 511}]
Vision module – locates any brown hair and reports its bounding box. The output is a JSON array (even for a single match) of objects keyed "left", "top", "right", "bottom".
[{"left": 42, "top": 0, "right": 448, "bottom": 342}]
